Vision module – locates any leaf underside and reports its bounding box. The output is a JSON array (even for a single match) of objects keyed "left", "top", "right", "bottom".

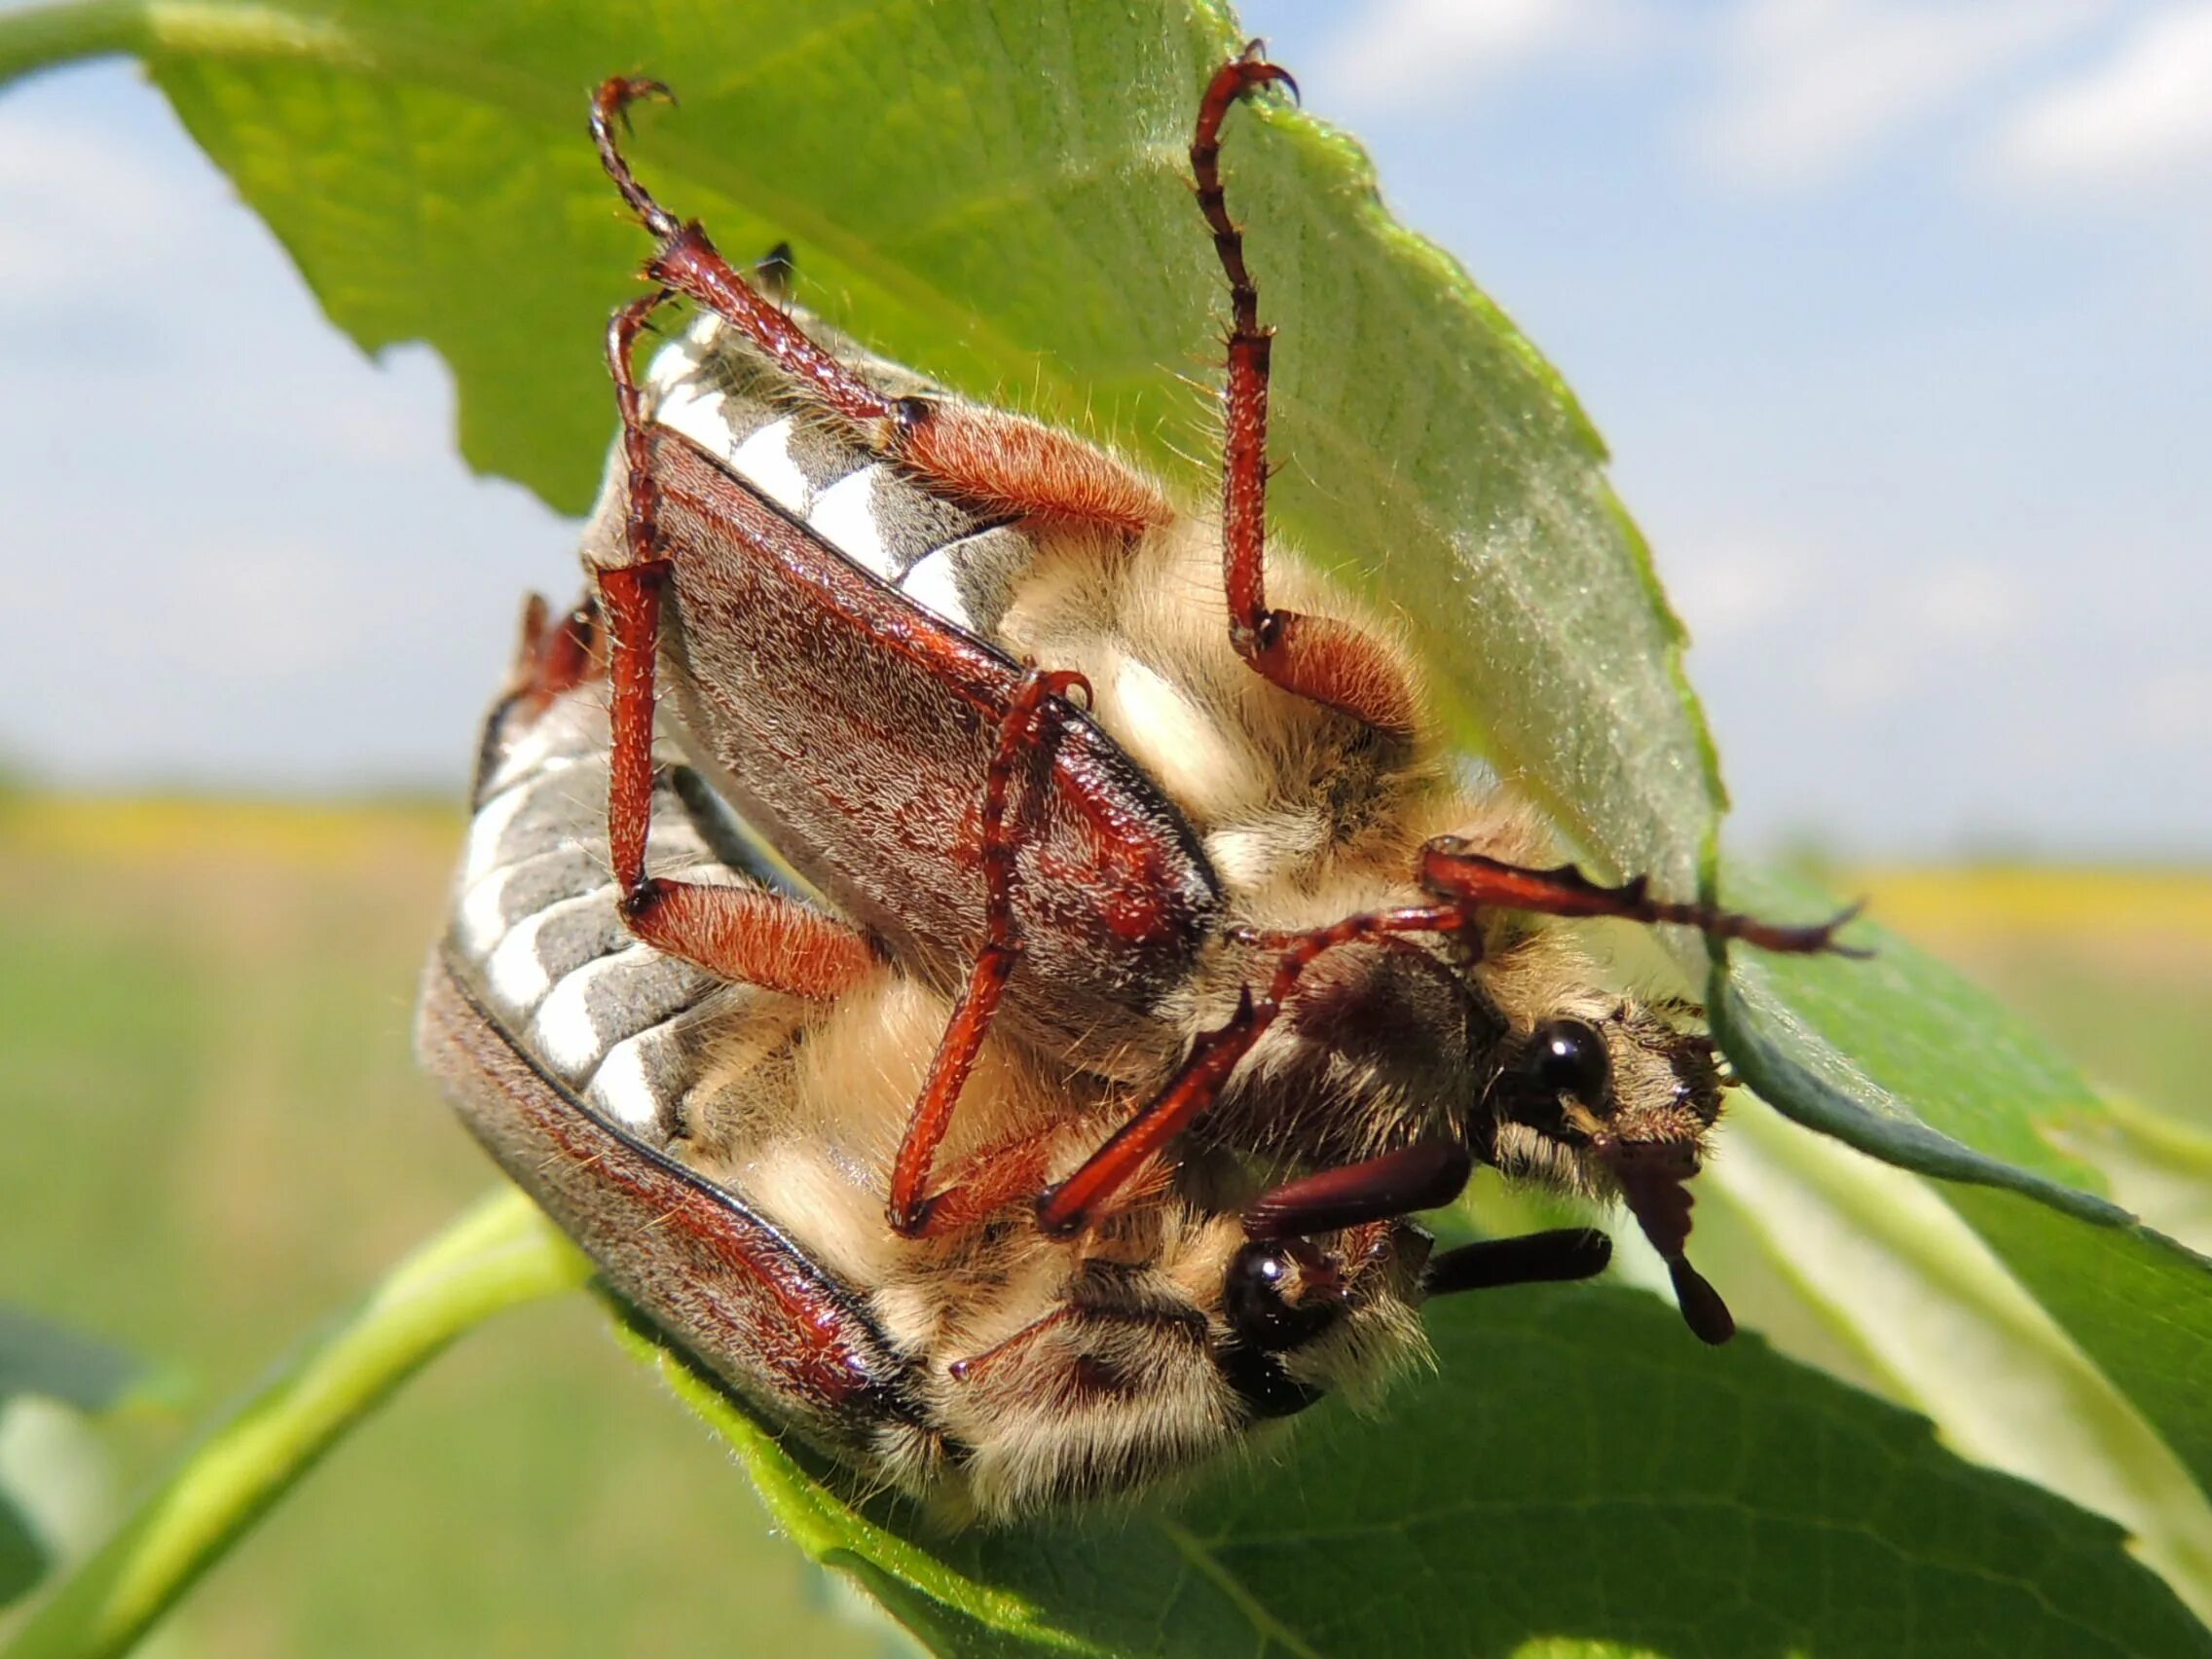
[
  {"left": 0, "top": 1307, "right": 145, "bottom": 1417},
  {"left": 0, "top": 1496, "right": 48, "bottom": 1610},
  {"left": 0, "top": 1305, "right": 146, "bottom": 1610},
  {"left": 1713, "top": 866, "right": 2212, "bottom": 1499},
  {"left": 617, "top": 1286, "right": 2211, "bottom": 1658}
]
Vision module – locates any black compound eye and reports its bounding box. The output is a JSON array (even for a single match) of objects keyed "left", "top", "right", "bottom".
[
  {"left": 1218, "top": 1345, "right": 1325, "bottom": 1420},
  {"left": 1224, "top": 1240, "right": 1340, "bottom": 1352},
  {"left": 1529, "top": 1017, "right": 1611, "bottom": 1105}
]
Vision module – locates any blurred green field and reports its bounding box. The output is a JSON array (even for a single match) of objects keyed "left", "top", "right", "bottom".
[
  {"left": 2, "top": 793, "right": 2207, "bottom": 1654},
  {"left": 0, "top": 795, "right": 887, "bottom": 1657}
]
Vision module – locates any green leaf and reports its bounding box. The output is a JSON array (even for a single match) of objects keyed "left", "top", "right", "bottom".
[
  {"left": 0, "top": 1309, "right": 145, "bottom": 1417},
  {"left": 1691, "top": 1101, "right": 2212, "bottom": 1618},
  {"left": 1, "top": 1189, "right": 587, "bottom": 1659},
  {"left": 1713, "top": 865, "right": 2212, "bottom": 1499},
  {"left": 0, "top": 1493, "right": 48, "bottom": 1610},
  {"left": 0, "top": 1309, "right": 148, "bottom": 1611},
  {"left": 621, "top": 1284, "right": 2212, "bottom": 1657}
]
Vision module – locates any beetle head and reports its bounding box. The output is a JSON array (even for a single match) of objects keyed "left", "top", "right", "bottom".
[{"left": 1478, "top": 1001, "right": 1736, "bottom": 1344}]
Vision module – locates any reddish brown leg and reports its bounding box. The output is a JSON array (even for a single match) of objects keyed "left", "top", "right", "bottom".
[
  {"left": 945, "top": 1308, "right": 1082, "bottom": 1385},
  {"left": 888, "top": 669, "right": 1091, "bottom": 1237},
  {"left": 601, "top": 292, "right": 875, "bottom": 1001},
  {"left": 591, "top": 77, "right": 1169, "bottom": 533},
  {"left": 1242, "top": 1136, "right": 1473, "bottom": 1239},
  {"left": 502, "top": 592, "right": 606, "bottom": 713},
  {"left": 475, "top": 594, "right": 608, "bottom": 803},
  {"left": 1192, "top": 49, "right": 1415, "bottom": 736},
  {"left": 1419, "top": 839, "right": 1868, "bottom": 957},
  {"left": 946, "top": 1304, "right": 1201, "bottom": 1389},
  {"left": 902, "top": 1122, "right": 1063, "bottom": 1241}
]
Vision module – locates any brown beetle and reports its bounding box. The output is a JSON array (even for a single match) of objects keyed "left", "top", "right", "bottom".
[
  {"left": 421, "top": 602, "right": 1464, "bottom": 1518},
  {"left": 564, "top": 44, "right": 1859, "bottom": 1348}
]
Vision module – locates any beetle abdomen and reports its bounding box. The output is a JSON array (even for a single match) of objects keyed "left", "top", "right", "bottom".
[
  {"left": 650, "top": 313, "right": 1042, "bottom": 641},
  {"left": 423, "top": 683, "right": 939, "bottom": 1471}
]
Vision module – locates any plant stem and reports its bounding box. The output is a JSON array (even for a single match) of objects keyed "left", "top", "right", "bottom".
[{"left": 3, "top": 1187, "right": 588, "bottom": 1659}]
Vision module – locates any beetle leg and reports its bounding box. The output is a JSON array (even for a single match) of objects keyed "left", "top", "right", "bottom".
[
  {"left": 1417, "top": 839, "right": 1870, "bottom": 957},
  {"left": 598, "top": 552, "right": 873, "bottom": 1005},
  {"left": 601, "top": 294, "right": 877, "bottom": 1000},
  {"left": 500, "top": 591, "right": 605, "bottom": 710},
  {"left": 465, "top": 593, "right": 609, "bottom": 806},
  {"left": 590, "top": 75, "right": 1170, "bottom": 534},
  {"left": 1037, "top": 989, "right": 1263, "bottom": 1235},
  {"left": 901, "top": 1124, "right": 1064, "bottom": 1241},
  {"left": 889, "top": 668, "right": 1090, "bottom": 1237},
  {"left": 1422, "top": 1228, "right": 1614, "bottom": 1296},
  {"left": 1241, "top": 1136, "right": 1473, "bottom": 1239},
  {"left": 1193, "top": 48, "right": 1416, "bottom": 736}
]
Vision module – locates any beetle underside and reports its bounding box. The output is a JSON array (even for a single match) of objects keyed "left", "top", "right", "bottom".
[{"left": 418, "top": 45, "right": 1863, "bottom": 1519}]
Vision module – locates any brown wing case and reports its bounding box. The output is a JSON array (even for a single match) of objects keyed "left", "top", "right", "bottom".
[{"left": 646, "top": 425, "right": 1223, "bottom": 1076}]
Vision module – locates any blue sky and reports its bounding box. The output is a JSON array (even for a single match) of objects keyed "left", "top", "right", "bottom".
[{"left": 2, "top": 1, "right": 2207, "bottom": 857}]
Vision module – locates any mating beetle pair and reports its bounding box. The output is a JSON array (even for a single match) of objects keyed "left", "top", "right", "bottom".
[{"left": 419, "top": 46, "right": 1855, "bottom": 1518}]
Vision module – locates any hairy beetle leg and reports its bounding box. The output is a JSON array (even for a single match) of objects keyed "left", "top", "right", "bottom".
[
  {"left": 889, "top": 669, "right": 1091, "bottom": 1237},
  {"left": 1037, "top": 989, "right": 1262, "bottom": 1236},
  {"left": 600, "top": 302, "right": 878, "bottom": 1000},
  {"left": 599, "top": 561, "right": 876, "bottom": 997},
  {"left": 1417, "top": 840, "right": 1870, "bottom": 957},
  {"left": 903, "top": 1122, "right": 1068, "bottom": 1242},
  {"left": 1193, "top": 50, "right": 1416, "bottom": 737},
  {"left": 1037, "top": 904, "right": 1460, "bottom": 1236},
  {"left": 499, "top": 591, "right": 605, "bottom": 710},
  {"left": 589, "top": 76, "right": 1170, "bottom": 533},
  {"left": 1242, "top": 1136, "right": 1473, "bottom": 1239}
]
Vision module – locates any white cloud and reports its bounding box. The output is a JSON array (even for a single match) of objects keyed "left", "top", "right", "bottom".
[
  {"left": 1665, "top": 535, "right": 1820, "bottom": 643},
  {"left": 1987, "top": 3, "right": 2212, "bottom": 191},
  {"left": 0, "top": 109, "right": 190, "bottom": 305},
  {"left": 1808, "top": 559, "right": 2041, "bottom": 710},
  {"left": 1689, "top": 0, "right": 2112, "bottom": 189},
  {"left": 2127, "top": 664, "right": 2212, "bottom": 742},
  {"left": 1328, "top": 0, "right": 1654, "bottom": 113},
  {"left": 1916, "top": 560, "right": 2039, "bottom": 645}
]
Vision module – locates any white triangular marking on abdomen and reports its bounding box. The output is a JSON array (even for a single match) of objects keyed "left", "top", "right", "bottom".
[
  {"left": 726, "top": 419, "right": 810, "bottom": 514},
  {"left": 461, "top": 785, "right": 529, "bottom": 886},
  {"left": 807, "top": 467, "right": 898, "bottom": 581},
  {"left": 457, "top": 866, "right": 517, "bottom": 958},
  {"left": 484, "top": 889, "right": 617, "bottom": 1017},
  {"left": 650, "top": 378, "right": 732, "bottom": 465},
  {"left": 588, "top": 1033, "right": 665, "bottom": 1131},
  {"left": 899, "top": 545, "right": 975, "bottom": 631}
]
